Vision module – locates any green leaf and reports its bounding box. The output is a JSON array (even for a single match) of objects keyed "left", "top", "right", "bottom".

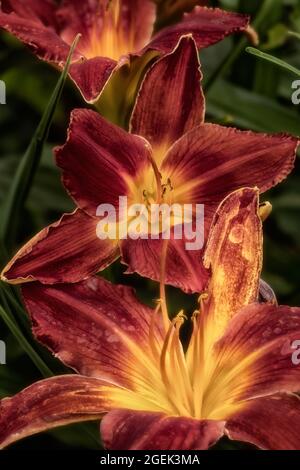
[
  {"left": 246, "top": 47, "right": 300, "bottom": 77},
  {"left": 0, "top": 35, "right": 80, "bottom": 262},
  {"left": 0, "top": 297, "right": 53, "bottom": 378},
  {"left": 288, "top": 31, "right": 300, "bottom": 40},
  {"left": 206, "top": 79, "right": 300, "bottom": 135}
]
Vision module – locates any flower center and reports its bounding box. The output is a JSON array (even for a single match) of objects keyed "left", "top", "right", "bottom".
[
  {"left": 81, "top": 0, "right": 135, "bottom": 60},
  {"left": 145, "top": 295, "right": 249, "bottom": 420}
]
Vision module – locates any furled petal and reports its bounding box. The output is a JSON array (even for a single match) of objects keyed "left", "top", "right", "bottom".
[
  {"left": 146, "top": 6, "right": 249, "bottom": 53},
  {"left": 1, "top": 209, "right": 119, "bottom": 284},
  {"left": 101, "top": 409, "right": 225, "bottom": 450},
  {"left": 0, "top": 6, "right": 70, "bottom": 63},
  {"left": 22, "top": 277, "right": 163, "bottom": 391},
  {"left": 162, "top": 124, "right": 298, "bottom": 206},
  {"left": 214, "top": 303, "right": 300, "bottom": 401},
  {"left": 130, "top": 36, "right": 204, "bottom": 163},
  {"left": 121, "top": 234, "right": 209, "bottom": 294},
  {"left": 55, "top": 108, "right": 153, "bottom": 217},
  {"left": 226, "top": 393, "right": 300, "bottom": 450},
  {"left": 0, "top": 375, "right": 115, "bottom": 449},
  {"left": 69, "top": 57, "right": 117, "bottom": 103},
  {"left": 203, "top": 188, "right": 262, "bottom": 341}
]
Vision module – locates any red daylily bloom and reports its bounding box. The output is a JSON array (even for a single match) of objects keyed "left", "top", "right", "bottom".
[
  {"left": 0, "top": 1, "right": 249, "bottom": 102},
  {"left": 2, "top": 36, "right": 298, "bottom": 293},
  {"left": 1, "top": 188, "right": 300, "bottom": 450}
]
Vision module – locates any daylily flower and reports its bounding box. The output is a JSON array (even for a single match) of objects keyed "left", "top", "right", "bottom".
[
  {"left": 1, "top": 188, "right": 300, "bottom": 450},
  {"left": 2, "top": 36, "right": 298, "bottom": 293},
  {"left": 0, "top": 1, "right": 249, "bottom": 103}
]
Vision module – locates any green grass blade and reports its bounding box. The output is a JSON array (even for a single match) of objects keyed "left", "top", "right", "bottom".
[
  {"left": 0, "top": 301, "right": 53, "bottom": 378},
  {"left": 246, "top": 47, "right": 300, "bottom": 77},
  {"left": 288, "top": 31, "right": 300, "bottom": 41},
  {"left": 0, "top": 35, "right": 80, "bottom": 258}
]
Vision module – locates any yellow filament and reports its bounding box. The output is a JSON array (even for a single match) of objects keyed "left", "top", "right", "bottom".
[{"left": 159, "top": 238, "right": 170, "bottom": 332}]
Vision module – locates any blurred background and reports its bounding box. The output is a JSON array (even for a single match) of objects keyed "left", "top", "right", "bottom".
[{"left": 0, "top": 0, "right": 299, "bottom": 450}]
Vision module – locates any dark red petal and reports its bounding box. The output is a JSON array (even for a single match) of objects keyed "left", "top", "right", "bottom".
[
  {"left": 23, "top": 277, "right": 163, "bottom": 389},
  {"left": 130, "top": 35, "right": 205, "bottom": 159},
  {"left": 226, "top": 393, "right": 300, "bottom": 450},
  {"left": 146, "top": 6, "right": 249, "bottom": 53},
  {"left": 2, "top": 0, "right": 57, "bottom": 26},
  {"left": 1, "top": 209, "right": 119, "bottom": 284},
  {"left": 162, "top": 124, "right": 298, "bottom": 205},
  {"left": 215, "top": 303, "right": 300, "bottom": 400},
  {"left": 101, "top": 409, "right": 225, "bottom": 450},
  {"left": 121, "top": 235, "right": 209, "bottom": 294},
  {"left": 0, "top": 9, "right": 70, "bottom": 63},
  {"left": 117, "top": 0, "right": 156, "bottom": 52},
  {"left": 0, "top": 375, "right": 114, "bottom": 449},
  {"left": 69, "top": 57, "right": 117, "bottom": 103},
  {"left": 55, "top": 108, "right": 152, "bottom": 216}
]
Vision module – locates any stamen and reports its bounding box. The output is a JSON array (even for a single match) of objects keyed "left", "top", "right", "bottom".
[
  {"left": 147, "top": 153, "right": 162, "bottom": 204},
  {"left": 161, "top": 178, "right": 173, "bottom": 198}
]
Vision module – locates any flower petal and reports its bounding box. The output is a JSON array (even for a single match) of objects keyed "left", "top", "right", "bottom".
[
  {"left": 1, "top": 209, "right": 119, "bottom": 284},
  {"left": 22, "top": 277, "right": 164, "bottom": 393},
  {"left": 119, "top": 0, "right": 156, "bottom": 52},
  {"left": 162, "top": 124, "right": 298, "bottom": 206},
  {"left": 69, "top": 57, "right": 117, "bottom": 103},
  {"left": 147, "top": 6, "right": 249, "bottom": 53},
  {"left": 214, "top": 303, "right": 300, "bottom": 401},
  {"left": 55, "top": 108, "right": 152, "bottom": 217},
  {"left": 226, "top": 393, "right": 300, "bottom": 450},
  {"left": 57, "top": 0, "right": 155, "bottom": 58},
  {"left": 2, "top": 0, "right": 57, "bottom": 25},
  {"left": 130, "top": 35, "right": 204, "bottom": 162},
  {"left": 203, "top": 188, "right": 262, "bottom": 340},
  {"left": 101, "top": 409, "right": 225, "bottom": 450},
  {"left": 0, "top": 375, "right": 115, "bottom": 449},
  {"left": 0, "top": 5, "right": 70, "bottom": 63},
  {"left": 121, "top": 235, "right": 209, "bottom": 294}
]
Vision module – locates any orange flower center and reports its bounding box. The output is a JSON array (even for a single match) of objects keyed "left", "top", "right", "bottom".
[{"left": 81, "top": 0, "right": 136, "bottom": 60}]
